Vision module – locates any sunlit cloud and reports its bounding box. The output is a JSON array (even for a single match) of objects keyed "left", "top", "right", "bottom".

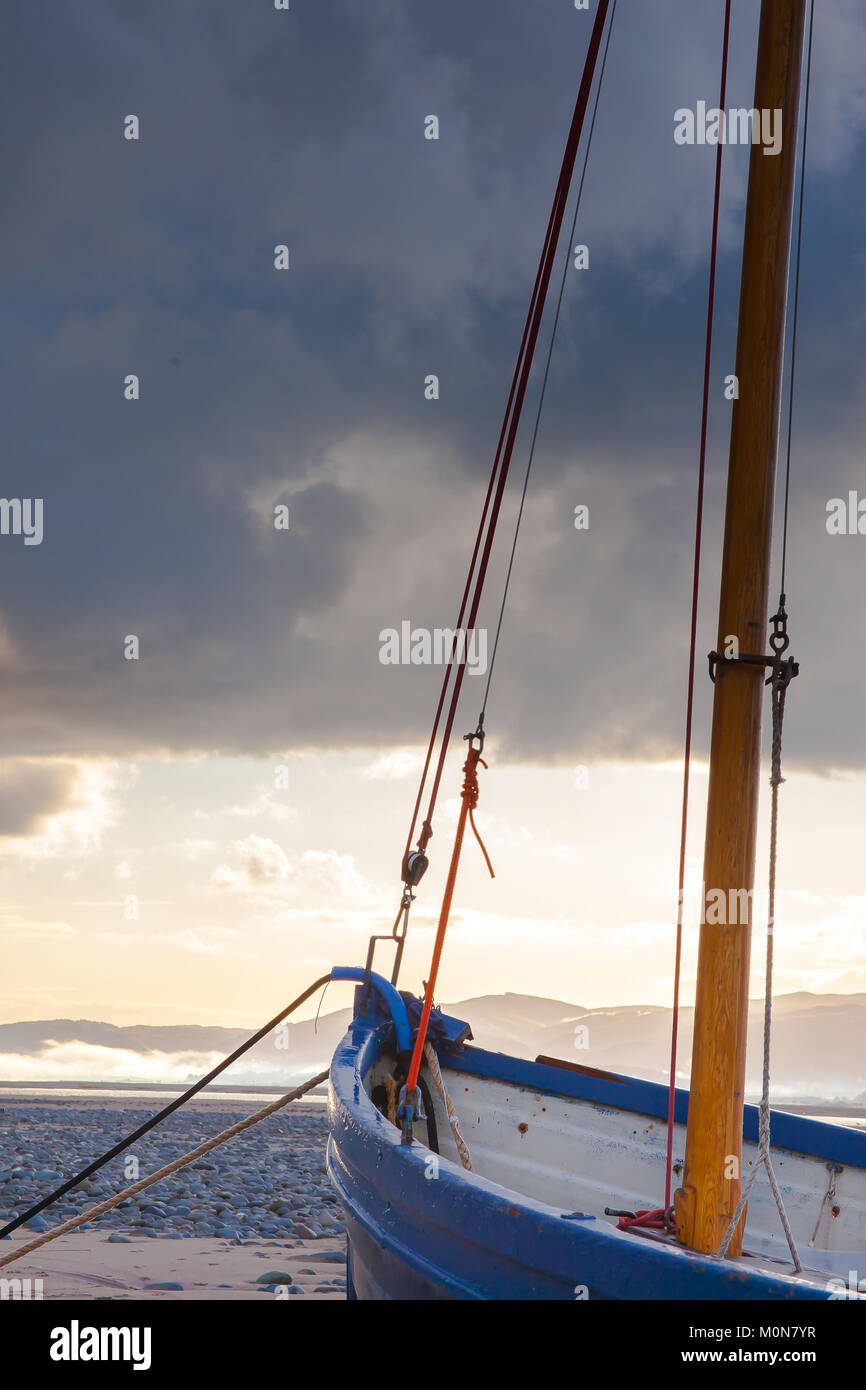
[
  {"left": 0, "top": 759, "right": 129, "bottom": 860},
  {"left": 362, "top": 749, "right": 423, "bottom": 781}
]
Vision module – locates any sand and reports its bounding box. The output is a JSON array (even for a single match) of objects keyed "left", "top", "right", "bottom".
[
  {"left": 3, "top": 1229, "right": 346, "bottom": 1300},
  {"left": 1, "top": 1091, "right": 346, "bottom": 1300}
]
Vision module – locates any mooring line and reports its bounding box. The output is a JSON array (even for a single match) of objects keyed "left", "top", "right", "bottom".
[{"left": 0, "top": 1070, "right": 329, "bottom": 1272}]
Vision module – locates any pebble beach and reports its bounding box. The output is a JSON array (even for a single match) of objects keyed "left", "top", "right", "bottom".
[{"left": 0, "top": 1094, "right": 347, "bottom": 1299}]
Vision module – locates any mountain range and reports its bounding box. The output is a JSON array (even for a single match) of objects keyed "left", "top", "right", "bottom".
[{"left": 2, "top": 991, "right": 866, "bottom": 1103}]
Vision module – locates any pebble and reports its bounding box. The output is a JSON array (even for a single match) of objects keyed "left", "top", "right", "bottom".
[{"left": 0, "top": 1101, "right": 345, "bottom": 1251}]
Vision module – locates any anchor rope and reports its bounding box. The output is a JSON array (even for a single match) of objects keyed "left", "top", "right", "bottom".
[
  {"left": 0, "top": 974, "right": 333, "bottom": 1242},
  {"left": 0, "top": 1070, "right": 329, "bottom": 1273}
]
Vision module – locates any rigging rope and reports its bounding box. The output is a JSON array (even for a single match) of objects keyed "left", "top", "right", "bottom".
[
  {"left": 423, "top": 1041, "right": 473, "bottom": 1171},
  {"left": 717, "top": 671, "right": 801, "bottom": 1269},
  {"left": 396, "top": 0, "right": 616, "bottom": 1135},
  {"left": 663, "top": 0, "right": 733, "bottom": 1215},
  {"left": 400, "top": 0, "right": 612, "bottom": 885},
  {"left": 399, "top": 742, "right": 487, "bottom": 1130},
  {"left": 479, "top": 0, "right": 618, "bottom": 719},
  {"left": 0, "top": 1070, "right": 329, "bottom": 1273},
  {"left": 717, "top": 0, "right": 815, "bottom": 1270},
  {"left": 0, "top": 974, "right": 332, "bottom": 1241},
  {"left": 780, "top": 0, "right": 815, "bottom": 598}
]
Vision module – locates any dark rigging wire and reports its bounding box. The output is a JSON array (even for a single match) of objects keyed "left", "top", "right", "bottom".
[
  {"left": 479, "top": 0, "right": 618, "bottom": 721},
  {"left": 0, "top": 975, "right": 332, "bottom": 1241},
  {"left": 663, "top": 0, "right": 815, "bottom": 1217},
  {"left": 400, "top": 0, "right": 613, "bottom": 870},
  {"left": 780, "top": 0, "right": 815, "bottom": 599},
  {"left": 663, "top": 0, "right": 733, "bottom": 1215}
]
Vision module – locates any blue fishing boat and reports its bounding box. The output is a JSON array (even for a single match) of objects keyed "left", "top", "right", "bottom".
[
  {"left": 327, "top": 0, "right": 866, "bottom": 1300},
  {"left": 327, "top": 976, "right": 866, "bottom": 1300}
]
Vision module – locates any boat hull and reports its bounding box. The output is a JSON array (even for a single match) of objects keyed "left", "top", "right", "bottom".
[{"left": 327, "top": 1014, "right": 855, "bottom": 1300}]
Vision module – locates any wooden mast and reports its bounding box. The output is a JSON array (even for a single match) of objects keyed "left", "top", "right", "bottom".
[{"left": 674, "top": 0, "right": 807, "bottom": 1256}]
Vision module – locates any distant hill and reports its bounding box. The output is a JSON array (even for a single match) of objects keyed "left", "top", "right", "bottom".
[{"left": 2, "top": 991, "right": 866, "bottom": 1101}]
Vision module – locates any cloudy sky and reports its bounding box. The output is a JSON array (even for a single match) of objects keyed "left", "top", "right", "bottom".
[{"left": 2, "top": 0, "right": 866, "bottom": 1040}]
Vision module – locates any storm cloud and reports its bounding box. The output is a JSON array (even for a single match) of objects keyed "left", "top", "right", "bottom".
[{"left": 2, "top": 0, "right": 866, "bottom": 771}]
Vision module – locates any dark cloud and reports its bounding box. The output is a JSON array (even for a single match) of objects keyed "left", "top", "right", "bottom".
[
  {"left": 1, "top": 0, "right": 865, "bottom": 768},
  {"left": 0, "top": 761, "right": 77, "bottom": 835}
]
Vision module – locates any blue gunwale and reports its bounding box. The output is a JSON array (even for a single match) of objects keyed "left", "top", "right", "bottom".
[
  {"left": 443, "top": 1044, "right": 866, "bottom": 1171},
  {"left": 327, "top": 1016, "right": 841, "bottom": 1300}
]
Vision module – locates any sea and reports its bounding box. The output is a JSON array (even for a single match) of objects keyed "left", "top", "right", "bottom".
[{"left": 0, "top": 1083, "right": 327, "bottom": 1105}]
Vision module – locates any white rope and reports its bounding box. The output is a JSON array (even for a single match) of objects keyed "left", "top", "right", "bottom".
[
  {"left": 383, "top": 1071, "right": 399, "bottom": 1126},
  {"left": 717, "top": 677, "right": 801, "bottom": 1270},
  {"left": 423, "top": 1042, "right": 473, "bottom": 1171},
  {"left": 0, "top": 1069, "right": 329, "bottom": 1272}
]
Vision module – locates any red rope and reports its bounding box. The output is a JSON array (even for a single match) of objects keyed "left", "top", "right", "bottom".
[
  {"left": 402, "top": 0, "right": 612, "bottom": 869},
  {"left": 664, "top": 0, "right": 732, "bottom": 1213},
  {"left": 405, "top": 747, "right": 488, "bottom": 1095},
  {"left": 616, "top": 1209, "right": 668, "bottom": 1234}
]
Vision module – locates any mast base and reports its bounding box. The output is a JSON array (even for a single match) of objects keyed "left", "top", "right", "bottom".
[{"left": 674, "top": 1183, "right": 747, "bottom": 1257}]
